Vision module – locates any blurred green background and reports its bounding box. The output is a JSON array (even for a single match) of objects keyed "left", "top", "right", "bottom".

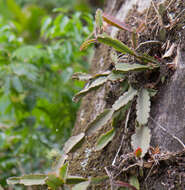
[{"left": 0, "top": 0, "right": 103, "bottom": 188}]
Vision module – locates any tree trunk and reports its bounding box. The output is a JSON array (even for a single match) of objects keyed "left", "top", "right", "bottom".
[{"left": 68, "top": 0, "right": 185, "bottom": 189}]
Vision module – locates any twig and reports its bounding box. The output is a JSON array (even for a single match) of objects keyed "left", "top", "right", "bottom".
[
  {"left": 151, "top": 0, "right": 163, "bottom": 26},
  {"left": 145, "top": 162, "right": 155, "bottom": 182},
  {"left": 147, "top": 16, "right": 157, "bottom": 25},
  {"left": 124, "top": 106, "right": 131, "bottom": 134},
  {"left": 166, "top": 0, "right": 176, "bottom": 10},
  {"left": 145, "top": 3, "right": 152, "bottom": 26},
  {"left": 105, "top": 167, "right": 114, "bottom": 190},
  {"left": 113, "top": 163, "right": 139, "bottom": 179},
  {"left": 112, "top": 106, "right": 132, "bottom": 166},
  {"left": 150, "top": 116, "right": 185, "bottom": 149},
  {"left": 135, "top": 40, "right": 161, "bottom": 51}
]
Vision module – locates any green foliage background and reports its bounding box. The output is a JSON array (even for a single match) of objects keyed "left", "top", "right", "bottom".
[{"left": 0, "top": 0, "right": 94, "bottom": 187}]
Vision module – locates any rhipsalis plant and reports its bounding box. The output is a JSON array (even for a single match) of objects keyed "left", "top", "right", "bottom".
[
  {"left": 73, "top": 9, "right": 162, "bottom": 157},
  {"left": 74, "top": 3, "right": 180, "bottom": 158}
]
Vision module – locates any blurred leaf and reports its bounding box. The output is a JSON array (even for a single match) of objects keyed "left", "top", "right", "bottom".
[
  {"left": 41, "top": 16, "right": 52, "bottom": 36},
  {"left": 12, "top": 45, "right": 45, "bottom": 60},
  {"left": 96, "top": 128, "right": 115, "bottom": 151},
  {"left": 72, "top": 181, "right": 90, "bottom": 190},
  {"left": 66, "top": 176, "right": 88, "bottom": 184},
  {"left": 6, "top": 0, "right": 25, "bottom": 24},
  {"left": 7, "top": 174, "right": 47, "bottom": 185},
  {"left": 11, "top": 63, "right": 38, "bottom": 81},
  {"left": 11, "top": 75, "right": 23, "bottom": 93},
  {"left": 46, "top": 175, "right": 63, "bottom": 190},
  {"left": 4, "top": 76, "right": 11, "bottom": 95}
]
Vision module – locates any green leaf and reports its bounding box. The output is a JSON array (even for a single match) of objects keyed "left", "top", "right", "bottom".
[
  {"left": 95, "top": 9, "right": 103, "bottom": 31},
  {"left": 12, "top": 45, "right": 45, "bottom": 60},
  {"left": 115, "top": 63, "right": 151, "bottom": 73},
  {"left": 11, "top": 63, "right": 38, "bottom": 75},
  {"left": 80, "top": 39, "right": 96, "bottom": 51},
  {"left": 11, "top": 76, "right": 23, "bottom": 93},
  {"left": 63, "top": 133, "right": 85, "bottom": 154},
  {"left": 90, "top": 176, "right": 109, "bottom": 185},
  {"left": 11, "top": 63, "right": 27, "bottom": 76},
  {"left": 66, "top": 176, "right": 88, "bottom": 184},
  {"left": 46, "top": 175, "right": 63, "bottom": 190},
  {"left": 131, "top": 126, "right": 151, "bottom": 158},
  {"left": 4, "top": 76, "right": 11, "bottom": 95},
  {"left": 131, "top": 31, "right": 138, "bottom": 49},
  {"left": 11, "top": 63, "right": 38, "bottom": 81},
  {"left": 138, "top": 54, "right": 159, "bottom": 64},
  {"left": 112, "top": 87, "right": 137, "bottom": 111},
  {"left": 110, "top": 50, "right": 118, "bottom": 64},
  {"left": 96, "top": 128, "right": 115, "bottom": 151},
  {"left": 129, "top": 176, "right": 140, "bottom": 190},
  {"left": 73, "top": 76, "right": 107, "bottom": 102},
  {"left": 97, "top": 34, "right": 136, "bottom": 56},
  {"left": 136, "top": 89, "right": 151, "bottom": 125},
  {"left": 59, "top": 162, "right": 68, "bottom": 182},
  {"left": 72, "top": 181, "right": 90, "bottom": 190},
  {"left": 85, "top": 109, "right": 114, "bottom": 136},
  {"left": 73, "top": 71, "right": 110, "bottom": 81},
  {"left": 7, "top": 174, "right": 47, "bottom": 186},
  {"left": 112, "top": 104, "right": 130, "bottom": 128},
  {"left": 72, "top": 72, "right": 93, "bottom": 81},
  {"left": 6, "top": 0, "right": 25, "bottom": 25},
  {"left": 41, "top": 16, "right": 52, "bottom": 36},
  {"left": 107, "top": 72, "right": 125, "bottom": 81},
  {"left": 55, "top": 154, "right": 68, "bottom": 175}
]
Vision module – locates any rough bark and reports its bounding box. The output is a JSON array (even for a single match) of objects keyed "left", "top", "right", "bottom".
[{"left": 68, "top": 0, "right": 185, "bottom": 189}]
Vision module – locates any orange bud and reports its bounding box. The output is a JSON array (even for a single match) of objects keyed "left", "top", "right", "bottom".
[{"left": 134, "top": 147, "right": 142, "bottom": 157}]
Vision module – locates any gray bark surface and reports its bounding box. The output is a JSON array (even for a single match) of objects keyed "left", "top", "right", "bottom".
[{"left": 150, "top": 49, "right": 185, "bottom": 152}]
